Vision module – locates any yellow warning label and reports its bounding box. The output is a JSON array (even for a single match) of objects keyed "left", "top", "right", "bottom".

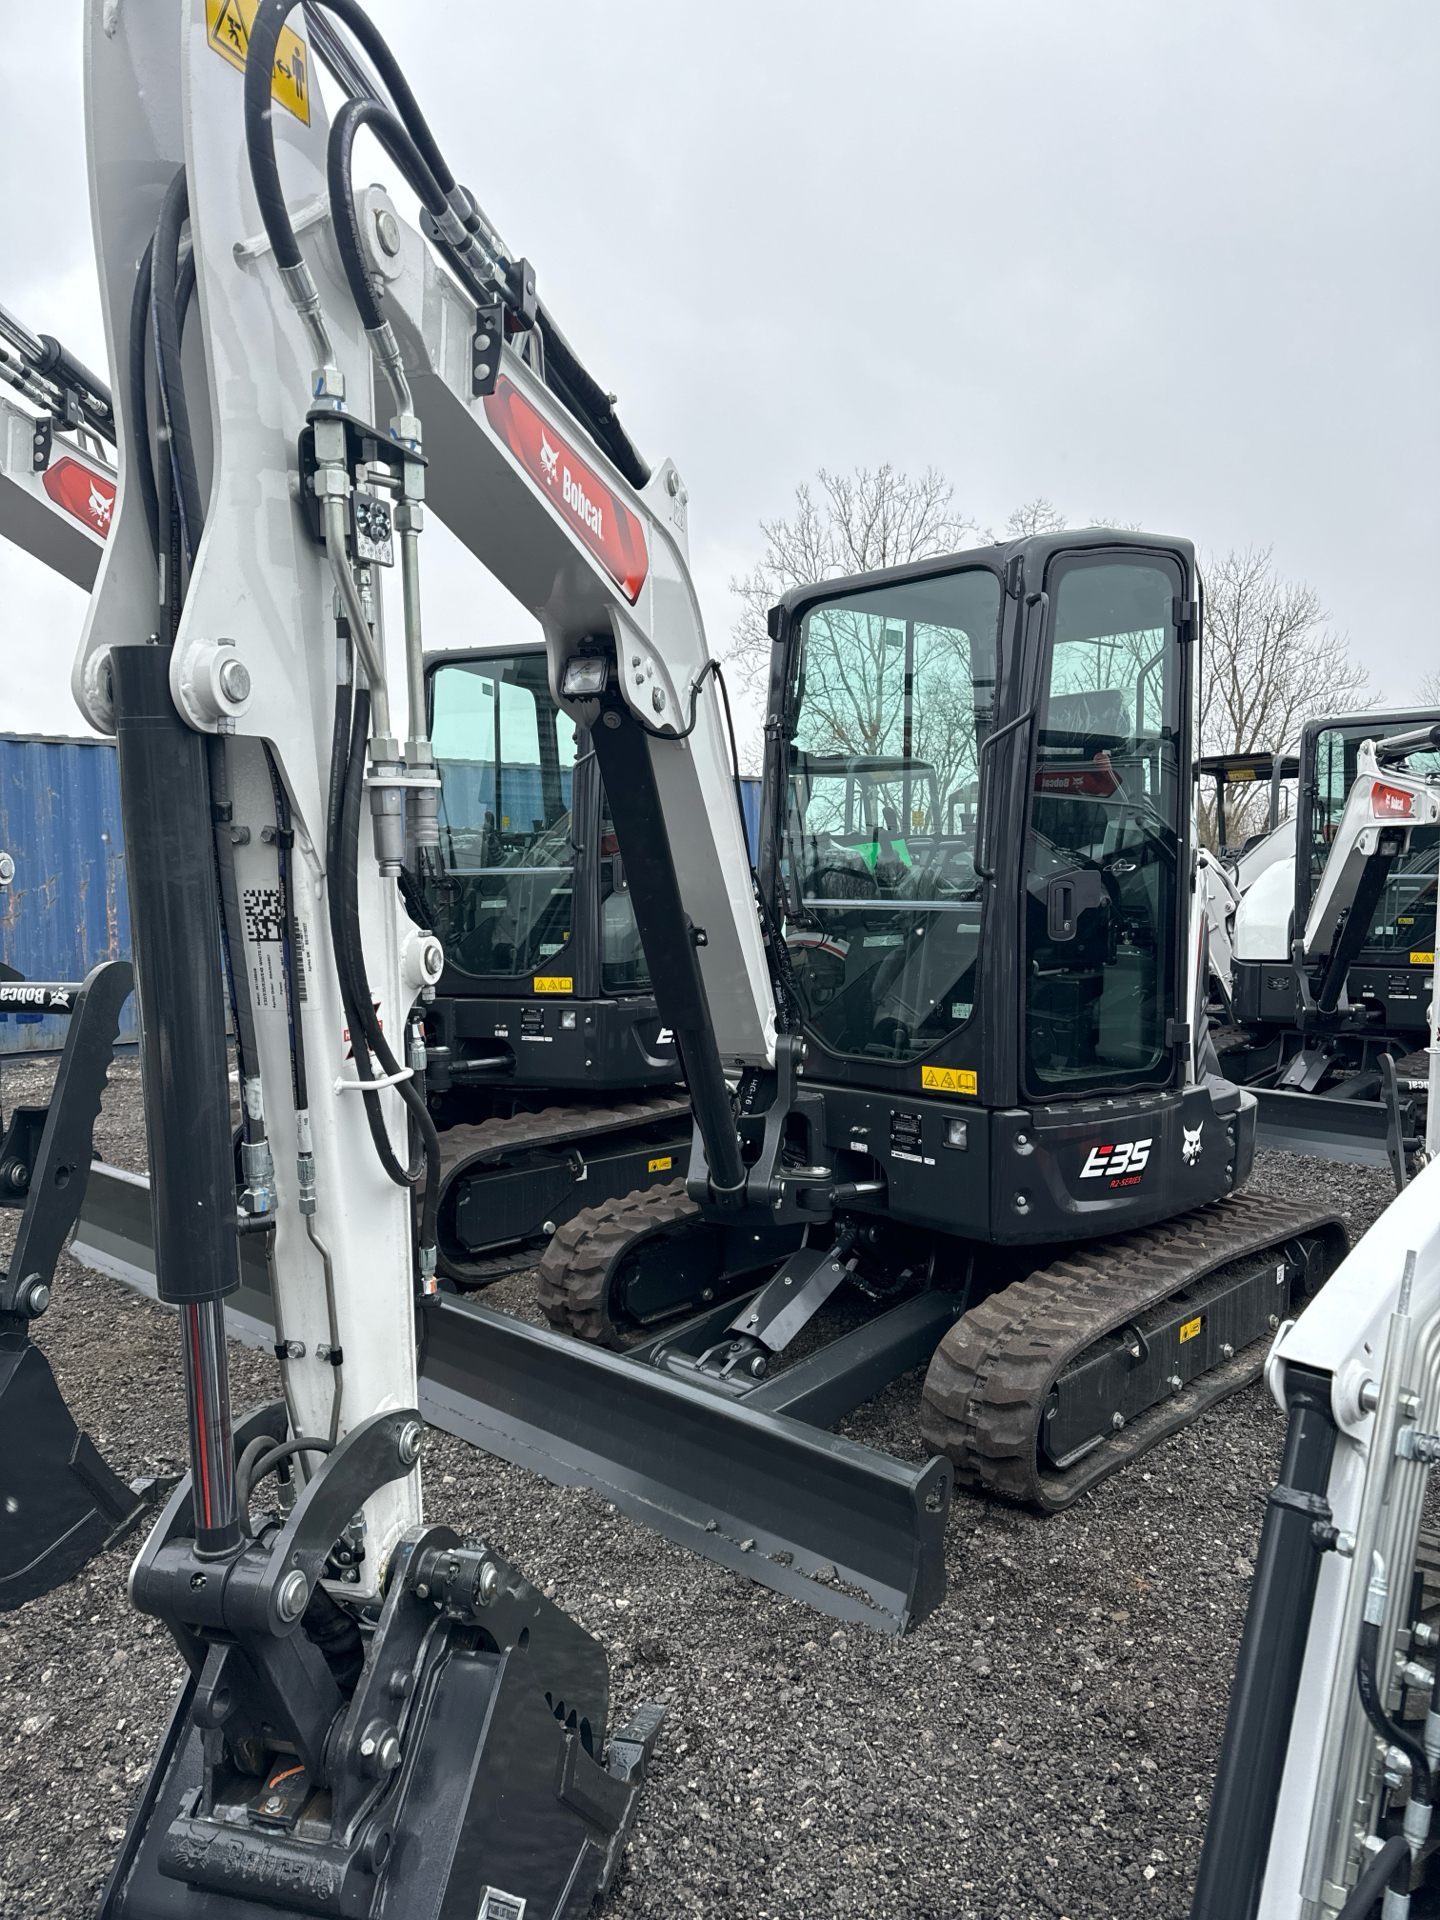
[
  {"left": 921, "top": 1065, "right": 978, "bottom": 1096},
  {"left": 1411, "top": 952, "right": 1435, "bottom": 966},
  {"left": 1228, "top": 768, "right": 1257, "bottom": 782},
  {"left": 533, "top": 976, "right": 573, "bottom": 994},
  {"left": 206, "top": 0, "right": 312, "bottom": 124},
  {"left": 647, "top": 1156, "right": 673, "bottom": 1174},
  {"left": 1179, "top": 1315, "right": 1202, "bottom": 1344}
]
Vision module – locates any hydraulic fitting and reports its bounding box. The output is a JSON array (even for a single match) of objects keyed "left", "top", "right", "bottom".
[
  {"left": 239, "top": 1139, "right": 276, "bottom": 1217},
  {"left": 368, "top": 754, "right": 405, "bottom": 874},
  {"left": 296, "top": 1150, "right": 317, "bottom": 1217}
]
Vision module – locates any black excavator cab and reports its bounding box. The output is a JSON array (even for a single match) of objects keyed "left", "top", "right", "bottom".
[{"left": 417, "top": 644, "right": 691, "bottom": 1284}]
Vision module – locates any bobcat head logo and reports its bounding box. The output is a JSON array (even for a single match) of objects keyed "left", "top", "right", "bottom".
[
  {"left": 1182, "top": 1124, "right": 1204, "bottom": 1167},
  {"left": 539, "top": 433, "right": 560, "bottom": 486}
]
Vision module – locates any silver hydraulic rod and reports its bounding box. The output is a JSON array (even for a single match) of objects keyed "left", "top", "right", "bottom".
[{"left": 400, "top": 522, "right": 425, "bottom": 750}]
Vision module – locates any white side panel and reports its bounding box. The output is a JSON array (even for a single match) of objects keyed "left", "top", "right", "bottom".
[{"left": 1233, "top": 854, "right": 1295, "bottom": 961}]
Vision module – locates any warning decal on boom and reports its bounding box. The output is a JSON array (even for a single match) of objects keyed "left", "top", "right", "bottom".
[{"left": 205, "top": 0, "right": 312, "bottom": 124}]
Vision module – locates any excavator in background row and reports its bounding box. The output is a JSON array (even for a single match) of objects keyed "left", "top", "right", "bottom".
[{"left": 1197, "top": 715, "right": 1440, "bottom": 1189}]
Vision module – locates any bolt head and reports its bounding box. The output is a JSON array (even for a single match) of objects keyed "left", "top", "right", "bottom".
[
  {"left": 218, "top": 657, "right": 251, "bottom": 703},
  {"left": 397, "top": 1419, "right": 423, "bottom": 1467},
  {"left": 21, "top": 1277, "right": 49, "bottom": 1317},
  {"left": 378, "top": 1731, "right": 401, "bottom": 1772},
  {"left": 651, "top": 686, "right": 667, "bottom": 713},
  {"left": 1111, "top": 1412, "right": 1125, "bottom": 1431},
  {"left": 360, "top": 1735, "right": 377, "bottom": 1758},
  {"left": 277, "top": 1569, "right": 309, "bottom": 1622},
  {"left": 477, "top": 1560, "right": 500, "bottom": 1604},
  {"left": 374, "top": 208, "right": 401, "bottom": 256}
]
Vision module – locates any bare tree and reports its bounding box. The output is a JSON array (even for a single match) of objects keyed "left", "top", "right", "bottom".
[
  {"left": 1413, "top": 667, "right": 1440, "bottom": 709},
  {"left": 993, "top": 496, "right": 1068, "bottom": 540},
  {"left": 726, "top": 465, "right": 974, "bottom": 696},
  {"left": 1198, "top": 546, "right": 1374, "bottom": 847}
]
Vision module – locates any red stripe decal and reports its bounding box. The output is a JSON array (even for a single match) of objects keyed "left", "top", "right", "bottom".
[
  {"left": 41, "top": 456, "right": 115, "bottom": 537},
  {"left": 483, "top": 376, "right": 648, "bottom": 603}
]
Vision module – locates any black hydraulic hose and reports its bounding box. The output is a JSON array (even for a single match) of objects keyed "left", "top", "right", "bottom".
[
  {"left": 246, "top": 0, "right": 455, "bottom": 275},
  {"left": 206, "top": 734, "right": 263, "bottom": 1141},
  {"left": 175, "top": 246, "right": 197, "bottom": 345},
  {"left": 241, "top": 1435, "right": 333, "bottom": 1510},
  {"left": 335, "top": 687, "right": 442, "bottom": 1254},
  {"left": 327, "top": 95, "right": 449, "bottom": 333},
  {"left": 150, "top": 170, "right": 204, "bottom": 567},
  {"left": 1334, "top": 1832, "right": 1412, "bottom": 1920},
  {"left": 125, "top": 238, "right": 160, "bottom": 565},
  {"left": 1358, "top": 1618, "right": 1432, "bottom": 1803},
  {"left": 334, "top": 688, "right": 419, "bottom": 1183},
  {"left": 263, "top": 744, "right": 309, "bottom": 1113}
]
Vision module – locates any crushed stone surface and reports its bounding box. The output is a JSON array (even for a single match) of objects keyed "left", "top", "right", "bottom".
[{"left": 0, "top": 1054, "right": 1399, "bottom": 1917}]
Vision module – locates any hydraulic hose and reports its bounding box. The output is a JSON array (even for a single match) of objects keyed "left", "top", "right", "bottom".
[
  {"left": 326, "top": 95, "right": 446, "bottom": 332},
  {"left": 262, "top": 745, "right": 308, "bottom": 1114},
  {"left": 207, "top": 734, "right": 264, "bottom": 1143},
  {"left": 335, "top": 686, "right": 442, "bottom": 1258},
  {"left": 322, "top": 496, "right": 390, "bottom": 739},
  {"left": 1358, "top": 1619, "right": 1432, "bottom": 1805},
  {"left": 150, "top": 170, "right": 204, "bottom": 567},
  {"left": 1334, "top": 1833, "right": 1411, "bottom": 1920},
  {"left": 262, "top": 0, "right": 652, "bottom": 485},
  {"left": 125, "top": 238, "right": 160, "bottom": 565}
]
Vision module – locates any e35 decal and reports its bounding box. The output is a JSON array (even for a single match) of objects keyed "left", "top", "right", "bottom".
[{"left": 1080, "top": 1138, "right": 1153, "bottom": 1186}]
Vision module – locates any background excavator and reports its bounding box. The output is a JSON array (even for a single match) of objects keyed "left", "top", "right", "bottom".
[{"left": 1198, "top": 714, "right": 1440, "bottom": 1188}]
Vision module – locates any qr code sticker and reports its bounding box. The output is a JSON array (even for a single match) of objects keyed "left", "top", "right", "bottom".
[{"left": 243, "top": 886, "right": 285, "bottom": 943}]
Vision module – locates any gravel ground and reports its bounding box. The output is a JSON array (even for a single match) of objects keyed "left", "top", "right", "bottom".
[{"left": 0, "top": 1054, "right": 1400, "bottom": 1919}]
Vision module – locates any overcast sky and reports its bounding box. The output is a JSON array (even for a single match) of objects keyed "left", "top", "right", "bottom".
[{"left": 2, "top": 2, "right": 1436, "bottom": 745}]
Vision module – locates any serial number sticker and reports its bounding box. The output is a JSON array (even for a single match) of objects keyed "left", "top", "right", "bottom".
[
  {"left": 920, "top": 1065, "right": 977, "bottom": 1096},
  {"left": 532, "top": 976, "right": 573, "bottom": 994},
  {"left": 1411, "top": 951, "right": 1435, "bottom": 966},
  {"left": 1179, "top": 1315, "right": 1202, "bottom": 1344},
  {"left": 647, "top": 1156, "right": 673, "bottom": 1173},
  {"left": 205, "top": 0, "right": 311, "bottom": 124}
]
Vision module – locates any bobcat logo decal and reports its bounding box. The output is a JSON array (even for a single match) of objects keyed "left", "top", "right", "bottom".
[{"left": 1182, "top": 1124, "right": 1204, "bottom": 1166}]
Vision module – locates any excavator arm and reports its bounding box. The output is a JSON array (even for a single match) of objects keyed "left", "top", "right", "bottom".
[
  {"left": 1300, "top": 729, "right": 1440, "bottom": 1013},
  {"left": 0, "top": 301, "right": 116, "bottom": 588}
]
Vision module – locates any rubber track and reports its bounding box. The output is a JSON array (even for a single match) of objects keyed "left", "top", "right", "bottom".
[
  {"left": 920, "top": 1189, "right": 1348, "bottom": 1512},
  {"left": 536, "top": 1178, "right": 700, "bottom": 1345},
  {"left": 435, "top": 1095, "right": 690, "bottom": 1287}
]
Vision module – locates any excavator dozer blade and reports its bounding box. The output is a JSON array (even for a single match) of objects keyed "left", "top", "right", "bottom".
[{"left": 0, "top": 1328, "right": 145, "bottom": 1610}]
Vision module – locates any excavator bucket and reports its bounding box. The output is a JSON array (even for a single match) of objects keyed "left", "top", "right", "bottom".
[
  {"left": 0, "top": 1332, "right": 148, "bottom": 1608},
  {"left": 0, "top": 960, "right": 163, "bottom": 1610}
]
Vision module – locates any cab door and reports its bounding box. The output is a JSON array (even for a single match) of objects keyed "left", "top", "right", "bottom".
[{"left": 1021, "top": 549, "right": 1188, "bottom": 1097}]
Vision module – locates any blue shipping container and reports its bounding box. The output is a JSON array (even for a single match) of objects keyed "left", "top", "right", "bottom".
[{"left": 0, "top": 734, "right": 136, "bottom": 1054}]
